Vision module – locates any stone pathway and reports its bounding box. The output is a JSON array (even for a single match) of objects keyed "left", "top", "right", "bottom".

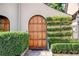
[{"left": 24, "top": 50, "right": 52, "bottom": 56}]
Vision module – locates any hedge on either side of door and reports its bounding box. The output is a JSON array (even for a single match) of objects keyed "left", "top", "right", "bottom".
[
  {"left": 51, "top": 43, "right": 79, "bottom": 54},
  {"left": 47, "top": 27, "right": 72, "bottom": 31},
  {"left": 47, "top": 32, "right": 72, "bottom": 37},
  {"left": 47, "top": 21, "right": 71, "bottom": 26},
  {"left": 46, "top": 16, "right": 72, "bottom": 48},
  {"left": 46, "top": 16, "right": 72, "bottom": 21},
  {"left": 48, "top": 38, "right": 79, "bottom": 47},
  {"left": 0, "top": 32, "right": 28, "bottom": 56}
]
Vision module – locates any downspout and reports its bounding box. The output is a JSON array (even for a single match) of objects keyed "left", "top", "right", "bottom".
[
  {"left": 64, "top": 3, "right": 68, "bottom": 13},
  {"left": 77, "top": 3, "right": 79, "bottom": 39},
  {"left": 17, "top": 3, "right": 21, "bottom": 31}
]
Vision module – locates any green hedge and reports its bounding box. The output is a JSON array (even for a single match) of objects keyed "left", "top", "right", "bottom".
[
  {"left": 0, "top": 32, "right": 28, "bottom": 56},
  {"left": 48, "top": 38, "right": 69, "bottom": 45},
  {"left": 47, "top": 27, "right": 72, "bottom": 31},
  {"left": 47, "top": 32, "right": 72, "bottom": 37},
  {"left": 47, "top": 21, "right": 71, "bottom": 26},
  {"left": 51, "top": 43, "right": 79, "bottom": 54},
  {"left": 47, "top": 22, "right": 61, "bottom": 26},
  {"left": 48, "top": 38, "right": 79, "bottom": 47},
  {"left": 46, "top": 16, "right": 72, "bottom": 21},
  {"left": 46, "top": 16, "right": 73, "bottom": 49}
]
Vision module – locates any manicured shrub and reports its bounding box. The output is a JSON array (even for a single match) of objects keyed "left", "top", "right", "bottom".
[
  {"left": 46, "top": 16, "right": 72, "bottom": 48},
  {"left": 48, "top": 37, "right": 79, "bottom": 47},
  {"left": 47, "top": 32, "right": 72, "bottom": 37},
  {"left": 48, "top": 38, "right": 69, "bottom": 45},
  {"left": 47, "top": 21, "right": 71, "bottom": 26},
  {"left": 0, "top": 32, "right": 28, "bottom": 56},
  {"left": 47, "top": 28, "right": 61, "bottom": 31},
  {"left": 47, "top": 22, "right": 61, "bottom": 26},
  {"left": 48, "top": 38, "right": 68, "bottom": 47},
  {"left": 46, "top": 16, "right": 72, "bottom": 21},
  {"left": 62, "top": 26, "right": 72, "bottom": 31},
  {"left": 61, "top": 21, "right": 71, "bottom": 25},
  {"left": 51, "top": 43, "right": 79, "bottom": 54},
  {"left": 47, "top": 27, "right": 72, "bottom": 31},
  {"left": 46, "top": 17, "right": 53, "bottom": 21}
]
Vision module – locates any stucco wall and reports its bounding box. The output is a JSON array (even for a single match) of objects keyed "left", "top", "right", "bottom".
[
  {"left": 20, "top": 3, "right": 70, "bottom": 32},
  {"left": 0, "top": 3, "right": 18, "bottom": 31},
  {"left": 72, "top": 13, "right": 79, "bottom": 39},
  {"left": 0, "top": 3, "right": 71, "bottom": 32},
  {"left": 67, "top": 3, "right": 78, "bottom": 15}
]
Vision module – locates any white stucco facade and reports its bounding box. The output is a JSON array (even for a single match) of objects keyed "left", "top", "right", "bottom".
[
  {"left": 67, "top": 3, "right": 78, "bottom": 15},
  {"left": 0, "top": 3, "right": 70, "bottom": 32},
  {"left": 67, "top": 3, "right": 79, "bottom": 39},
  {"left": 0, "top": 3, "right": 18, "bottom": 31}
]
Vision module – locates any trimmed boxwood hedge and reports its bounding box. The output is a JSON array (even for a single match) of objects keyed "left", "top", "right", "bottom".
[
  {"left": 48, "top": 38, "right": 79, "bottom": 47},
  {"left": 46, "top": 16, "right": 73, "bottom": 48},
  {"left": 47, "top": 22, "right": 61, "bottom": 26},
  {"left": 46, "top": 16, "right": 72, "bottom": 21},
  {"left": 0, "top": 32, "right": 28, "bottom": 56},
  {"left": 51, "top": 43, "right": 79, "bottom": 54},
  {"left": 47, "top": 32, "right": 72, "bottom": 37},
  {"left": 47, "top": 21, "right": 71, "bottom": 26},
  {"left": 47, "top": 27, "right": 72, "bottom": 31}
]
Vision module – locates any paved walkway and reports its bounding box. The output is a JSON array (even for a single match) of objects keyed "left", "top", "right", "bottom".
[{"left": 24, "top": 50, "right": 52, "bottom": 56}]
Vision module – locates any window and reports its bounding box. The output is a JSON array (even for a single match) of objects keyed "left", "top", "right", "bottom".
[{"left": 0, "top": 15, "right": 10, "bottom": 31}]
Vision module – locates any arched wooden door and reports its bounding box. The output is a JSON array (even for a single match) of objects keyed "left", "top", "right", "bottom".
[{"left": 28, "top": 15, "right": 47, "bottom": 49}]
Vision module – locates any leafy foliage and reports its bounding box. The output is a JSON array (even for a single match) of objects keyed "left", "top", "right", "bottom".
[
  {"left": 47, "top": 3, "right": 64, "bottom": 12},
  {"left": 46, "top": 16, "right": 72, "bottom": 21},
  {"left": 48, "top": 38, "right": 79, "bottom": 46},
  {"left": 47, "top": 27, "right": 72, "bottom": 31},
  {"left": 0, "top": 32, "right": 28, "bottom": 56},
  {"left": 51, "top": 43, "right": 79, "bottom": 54},
  {"left": 47, "top": 32, "right": 72, "bottom": 37},
  {"left": 47, "top": 21, "right": 71, "bottom": 26},
  {"left": 46, "top": 16, "right": 72, "bottom": 48}
]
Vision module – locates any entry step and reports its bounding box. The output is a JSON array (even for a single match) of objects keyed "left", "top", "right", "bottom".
[{"left": 24, "top": 50, "right": 52, "bottom": 56}]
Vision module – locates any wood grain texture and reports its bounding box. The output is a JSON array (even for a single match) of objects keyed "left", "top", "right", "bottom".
[{"left": 28, "top": 15, "right": 47, "bottom": 49}]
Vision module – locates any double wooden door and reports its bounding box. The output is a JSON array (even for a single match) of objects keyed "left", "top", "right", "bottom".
[{"left": 28, "top": 15, "right": 47, "bottom": 49}]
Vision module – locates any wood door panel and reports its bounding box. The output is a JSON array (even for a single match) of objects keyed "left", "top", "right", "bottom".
[
  {"left": 42, "top": 32, "right": 46, "bottom": 39},
  {"left": 34, "top": 40, "right": 38, "bottom": 48},
  {"left": 38, "top": 18, "right": 42, "bottom": 23},
  {"left": 33, "top": 32, "right": 38, "bottom": 39},
  {"left": 29, "top": 15, "right": 47, "bottom": 49},
  {"left": 38, "top": 40, "right": 42, "bottom": 47},
  {"left": 42, "top": 24, "right": 46, "bottom": 31},
  {"left": 38, "top": 32, "right": 42, "bottom": 39},
  {"left": 29, "top": 39, "right": 33, "bottom": 47},
  {"left": 29, "top": 39, "right": 46, "bottom": 48},
  {"left": 33, "top": 25, "right": 37, "bottom": 31},
  {"left": 42, "top": 40, "right": 46, "bottom": 48},
  {"left": 29, "top": 24, "right": 34, "bottom": 31},
  {"left": 29, "top": 33, "right": 33, "bottom": 39},
  {"left": 37, "top": 25, "right": 42, "bottom": 31},
  {"left": 33, "top": 17, "right": 38, "bottom": 23}
]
